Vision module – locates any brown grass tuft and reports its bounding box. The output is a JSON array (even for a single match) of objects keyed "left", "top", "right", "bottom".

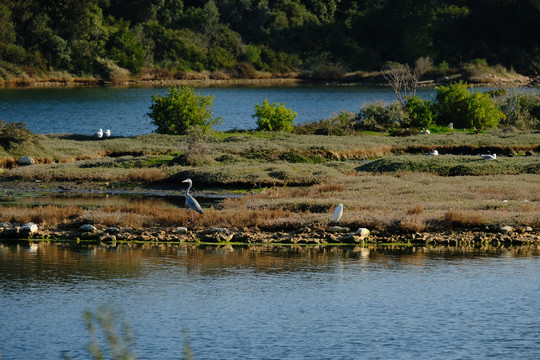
[
  {"left": 407, "top": 205, "right": 424, "bottom": 215},
  {"left": 445, "top": 210, "right": 487, "bottom": 227},
  {"left": 399, "top": 216, "right": 426, "bottom": 232},
  {"left": 124, "top": 168, "right": 167, "bottom": 183}
]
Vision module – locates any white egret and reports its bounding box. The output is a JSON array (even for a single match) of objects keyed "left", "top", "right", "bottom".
[
  {"left": 182, "top": 178, "right": 203, "bottom": 223},
  {"left": 481, "top": 153, "right": 496, "bottom": 160},
  {"left": 105, "top": 129, "right": 111, "bottom": 137},
  {"left": 332, "top": 204, "right": 344, "bottom": 222},
  {"left": 424, "top": 149, "right": 439, "bottom": 156},
  {"left": 96, "top": 128, "right": 103, "bottom": 138}
]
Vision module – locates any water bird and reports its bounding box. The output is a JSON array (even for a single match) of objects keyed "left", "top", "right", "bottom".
[
  {"left": 96, "top": 128, "right": 103, "bottom": 138},
  {"left": 182, "top": 178, "right": 203, "bottom": 224},
  {"left": 481, "top": 153, "right": 497, "bottom": 160},
  {"left": 419, "top": 129, "right": 431, "bottom": 134},
  {"left": 447, "top": 122, "right": 453, "bottom": 129},
  {"left": 332, "top": 204, "right": 344, "bottom": 222},
  {"left": 105, "top": 129, "right": 111, "bottom": 137},
  {"left": 424, "top": 149, "right": 439, "bottom": 156}
]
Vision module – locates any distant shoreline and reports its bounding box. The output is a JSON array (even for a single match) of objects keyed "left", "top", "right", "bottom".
[{"left": 0, "top": 70, "right": 535, "bottom": 89}]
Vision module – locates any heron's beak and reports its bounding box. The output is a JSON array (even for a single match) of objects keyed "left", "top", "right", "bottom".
[{"left": 181, "top": 179, "right": 188, "bottom": 183}]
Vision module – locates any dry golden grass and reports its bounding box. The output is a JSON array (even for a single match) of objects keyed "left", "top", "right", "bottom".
[
  {"left": 445, "top": 210, "right": 488, "bottom": 227},
  {"left": 0, "top": 205, "right": 83, "bottom": 227}
]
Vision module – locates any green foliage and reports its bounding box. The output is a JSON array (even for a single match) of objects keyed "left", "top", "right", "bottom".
[
  {"left": 493, "top": 90, "right": 540, "bottom": 130},
  {"left": 1, "top": 1, "right": 540, "bottom": 78},
  {"left": 434, "top": 81, "right": 504, "bottom": 130},
  {"left": 355, "top": 102, "right": 409, "bottom": 132},
  {"left": 253, "top": 100, "right": 297, "bottom": 132},
  {"left": 147, "top": 87, "right": 222, "bottom": 135},
  {"left": 294, "top": 111, "right": 354, "bottom": 135},
  {"left": 0, "top": 120, "right": 34, "bottom": 149},
  {"left": 405, "top": 96, "right": 434, "bottom": 128}
]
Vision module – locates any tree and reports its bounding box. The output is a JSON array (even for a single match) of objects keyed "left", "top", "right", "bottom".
[
  {"left": 147, "top": 87, "right": 222, "bottom": 135},
  {"left": 383, "top": 62, "right": 419, "bottom": 106}
]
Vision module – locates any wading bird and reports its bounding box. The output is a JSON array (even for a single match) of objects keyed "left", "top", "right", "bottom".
[
  {"left": 424, "top": 149, "right": 439, "bottom": 156},
  {"left": 182, "top": 178, "right": 203, "bottom": 224},
  {"left": 105, "top": 129, "right": 111, "bottom": 137},
  {"left": 96, "top": 128, "right": 103, "bottom": 138},
  {"left": 481, "top": 153, "right": 497, "bottom": 160},
  {"left": 332, "top": 203, "right": 344, "bottom": 222}
]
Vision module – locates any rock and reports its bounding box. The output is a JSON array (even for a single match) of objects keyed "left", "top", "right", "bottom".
[
  {"left": 80, "top": 224, "right": 97, "bottom": 232},
  {"left": 198, "top": 227, "right": 234, "bottom": 242},
  {"left": 295, "top": 227, "right": 311, "bottom": 234},
  {"left": 0, "top": 222, "right": 12, "bottom": 229},
  {"left": 176, "top": 226, "right": 188, "bottom": 234},
  {"left": 20, "top": 222, "right": 38, "bottom": 234},
  {"left": 337, "top": 234, "right": 362, "bottom": 243},
  {"left": 525, "top": 226, "right": 533, "bottom": 232},
  {"left": 356, "top": 228, "right": 370, "bottom": 239},
  {"left": 18, "top": 156, "right": 35, "bottom": 165},
  {"left": 328, "top": 226, "right": 350, "bottom": 233},
  {"left": 106, "top": 227, "right": 120, "bottom": 235},
  {"left": 500, "top": 225, "right": 513, "bottom": 233}
]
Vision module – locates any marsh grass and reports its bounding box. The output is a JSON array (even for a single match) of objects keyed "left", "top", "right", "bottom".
[{"left": 1, "top": 131, "right": 539, "bottom": 233}]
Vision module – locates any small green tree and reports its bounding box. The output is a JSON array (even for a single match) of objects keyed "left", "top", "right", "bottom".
[
  {"left": 147, "top": 86, "right": 222, "bottom": 135},
  {"left": 0, "top": 120, "right": 34, "bottom": 149},
  {"left": 253, "top": 100, "right": 297, "bottom": 132},
  {"left": 434, "top": 81, "right": 504, "bottom": 130},
  {"left": 405, "top": 96, "right": 434, "bottom": 129}
]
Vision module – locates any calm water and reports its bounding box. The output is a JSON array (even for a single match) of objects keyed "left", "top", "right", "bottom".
[
  {"left": 0, "top": 85, "right": 438, "bottom": 136},
  {"left": 0, "top": 243, "right": 539, "bottom": 359}
]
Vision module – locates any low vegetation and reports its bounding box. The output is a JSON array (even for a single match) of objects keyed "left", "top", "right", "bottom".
[{"left": 1, "top": 125, "right": 539, "bottom": 234}]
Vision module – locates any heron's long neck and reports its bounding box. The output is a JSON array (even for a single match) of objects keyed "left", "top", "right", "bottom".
[{"left": 185, "top": 182, "right": 192, "bottom": 196}]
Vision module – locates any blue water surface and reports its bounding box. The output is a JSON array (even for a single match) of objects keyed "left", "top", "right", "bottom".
[{"left": 0, "top": 85, "right": 437, "bottom": 136}]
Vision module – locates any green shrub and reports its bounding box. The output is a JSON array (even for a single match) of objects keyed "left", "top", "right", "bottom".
[
  {"left": 434, "top": 81, "right": 504, "bottom": 130},
  {"left": 294, "top": 111, "right": 354, "bottom": 135},
  {"left": 405, "top": 96, "right": 434, "bottom": 129},
  {"left": 147, "top": 86, "right": 222, "bottom": 135},
  {"left": 494, "top": 90, "right": 540, "bottom": 130},
  {"left": 253, "top": 100, "right": 297, "bottom": 132},
  {"left": 354, "top": 102, "right": 409, "bottom": 132},
  {"left": 0, "top": 120, "right": 34, "bottom": 149}
]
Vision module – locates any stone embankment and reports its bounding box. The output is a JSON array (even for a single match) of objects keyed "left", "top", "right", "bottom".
[{"left": 0, "top": 222, "right": 537, "bottom": 246}]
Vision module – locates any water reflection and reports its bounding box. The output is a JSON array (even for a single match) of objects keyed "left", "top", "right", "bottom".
[
  {"left": 0, "top": 191, "right": 223, "bottom": 210},
  {"left": 1, "top": 242, "right": 539, "bottom": 360},
  {"left": 1, "top": 242, "right": 539, "bottom": 284}
]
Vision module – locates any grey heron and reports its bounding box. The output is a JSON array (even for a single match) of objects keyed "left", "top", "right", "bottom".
[
  {"left": 182, "top": 178, "right": 203, "bottom": 223},
  {"left": 332, "top": 204, "right": 344, "bottom": 222}
]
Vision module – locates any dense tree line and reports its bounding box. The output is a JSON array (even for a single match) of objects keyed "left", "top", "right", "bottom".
[{"left": 0, "top": 0, "right": 539, "bottom": 80}]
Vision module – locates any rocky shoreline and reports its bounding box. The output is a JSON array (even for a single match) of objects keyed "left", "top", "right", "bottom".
[{"left": 1, "top": 221, "right": 538, "bottom": 247}]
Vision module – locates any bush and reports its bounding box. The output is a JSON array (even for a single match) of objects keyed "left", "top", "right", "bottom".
[
  {"left": 354, "top": 102, "right": 409, "bottom": 132},
  {"left": 405, "top": 96, "right": 434, "bottom": 129},
  {"left": 493, "top": 90, "right": 540, "bottom": 130},
  {"left": 147, "top": 86, "right": 222, "bottom": 135},
  {"left": 0, "top": 120, "right": 34, "bottom": 149},
  {"left": 434, "top": 81, "right": 504, "bottom": 130},
  {"left": 253, "top": 100, "right": 297, "bottom": 132}
]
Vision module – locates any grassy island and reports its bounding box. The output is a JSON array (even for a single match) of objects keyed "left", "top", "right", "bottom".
[{"left": 0, "top": 128, "right": 539, "bottom": 246}]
